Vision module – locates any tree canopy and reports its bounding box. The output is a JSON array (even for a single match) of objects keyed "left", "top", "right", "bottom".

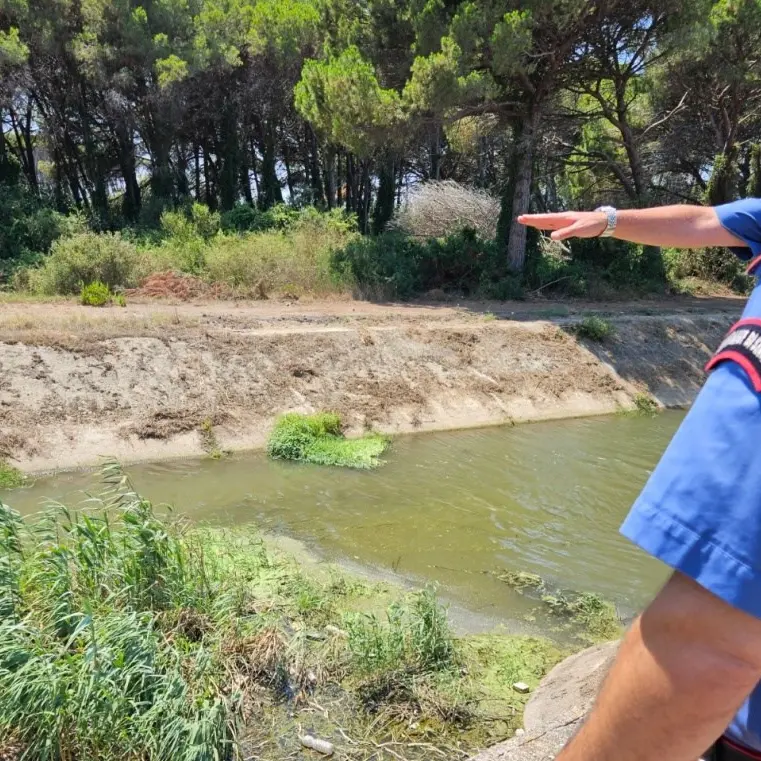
[{"left": 3, "top": 0, "right": 761, "bottom": 268}]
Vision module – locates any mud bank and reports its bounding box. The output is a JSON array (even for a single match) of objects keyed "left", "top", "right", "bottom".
[{"left": 0, "top": 300, "right": 737, "bottom": 472}]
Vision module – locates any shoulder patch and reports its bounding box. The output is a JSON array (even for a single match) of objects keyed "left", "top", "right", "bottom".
[{"left": 706, "top": 318, "right": 761, "bottom": 392}]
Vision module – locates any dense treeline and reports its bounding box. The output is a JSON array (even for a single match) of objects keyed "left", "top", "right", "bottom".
[{"left": 2, "top": 0, "right": 761, "bottom": 278}]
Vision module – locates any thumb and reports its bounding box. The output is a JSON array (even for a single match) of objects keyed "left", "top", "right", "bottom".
[{"left": 551, "top": 220, "right": 591, "bottom": 241}]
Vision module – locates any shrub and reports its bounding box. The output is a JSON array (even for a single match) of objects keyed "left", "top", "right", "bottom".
[
  {"left": 160, "top": 203, "right": 220, "bottom": 241},
  {"left": 663, "top": 246, "right": 750, "bottom": 292},
  {"left": 0, "top": 184, "right": 85, "bottom": 269},
  {"left": 391, "top": 181, "right": 499, "bottom": 240},
  {"left": 204, "top": 221, "right": 354, "bottom": 296},
  {"left": 221, "top": 204, "right": 267, "bottom": 232},
  {"left": 331, "top": 228, "right": 500, "bottom": 300},
  {"left": 28, "top": 232, "right": 143, "bottom": 295},
  {"left": 81, "top": 281, "right": 111, "bottom": 306},
  {"left": 267, "top": 412, "right": 389, "bottom": 469},
  {"left": 574, "top": 316, "right": 615, "bottom": 342}
]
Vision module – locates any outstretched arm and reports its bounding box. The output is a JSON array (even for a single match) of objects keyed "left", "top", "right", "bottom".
[
  {"left": 557, "top": 573, "right": 761, "bottom": 761},
  {"left": 518, "top": 205, "right": 747, "bottom": 249}
]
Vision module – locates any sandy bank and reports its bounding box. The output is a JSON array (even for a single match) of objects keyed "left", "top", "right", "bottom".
[{"left": 0, "top": 298, "right": 738, "bottom": 472}]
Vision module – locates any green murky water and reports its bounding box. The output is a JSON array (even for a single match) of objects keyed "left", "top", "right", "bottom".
[{"left": 1, "top": 413, "right": 683, "bottom": 630}]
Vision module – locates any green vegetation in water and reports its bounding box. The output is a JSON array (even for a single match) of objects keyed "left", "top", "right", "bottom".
[
  {"left": 573, "top": 316, "right": 616, "bottom": 342},
  {"left": 0, "top": 461, "right": 25, "bottom": 489},
  {"left": 267, "top": 412, "right": 389, "bottom": 469},
  {"left": 80, "top": 280, "right": 111, "bottom": 306},
  {"left": 497, "top": 570, "right": 545, "bottom": 593},
  {"left": 0, "top": 464, "right": 563, "bottom": 760},
  {"left": 541, "top": 591, "right": 623, "bottom": 644},
  {"left": 497, "top": 569, "right": 623, "bottom": 645}
]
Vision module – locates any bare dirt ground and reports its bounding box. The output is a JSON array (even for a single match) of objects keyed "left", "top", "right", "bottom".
[{"left": 0, "top": 295, "right": 742, "bottom": 472}]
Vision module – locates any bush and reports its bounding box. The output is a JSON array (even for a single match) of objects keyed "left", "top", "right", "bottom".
[
  {"left": 331, "top": 228, "right": 501, "bottom": 300},
  {"left": 160, "top": 203, "right": 220, "bottom": 241},
  {"left": 0, "top": 184, "right": 83, "bottom": 267},
  {"left": 28, "top": 232, "right": 143, "bottom": 295},
  {"left": 267, "top": 412, "right": 389, "bottom": 469},
  {"left": 204, "top": 218, "right": 355, "bottom": 296},
  {"left": 81, "top": 281, "right": 111, "bottom": 306},
  {"left": 220, "top": 204, "right": 357, "bottom": 235},
  {"left": 391, "top": 181, "right": 499, "bottom": 240},
  {"left": 574, "top": 316, "right": 615, "bottom": 342},
  {"left": 663, "top": 246, "right": 750, "bottom": 292}
]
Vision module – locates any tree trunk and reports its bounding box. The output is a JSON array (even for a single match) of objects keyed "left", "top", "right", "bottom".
[
  {"left": 706, "top": 147, "right": 739, "bottom": 206},
  {"left": 500, "top": 113, "right": 538, "bottom": 271},
  {"left": 307, "top": 125, "right": 324, "bottom": 206},
  {"left": 117, "top": 131, "right": 141, "bottom": 222},
  {"left": 372, "top": 154, "right": 396, "bottom": 234},
  {"left": 202, "top": 145, "right": 216, "bottom": 210},
  {"left": 748, "top": 145, "right": 761, "bottom": 198},
  {"left": 258, "top": 121, "right": 283, "bottom": 210},
  {"left": 249, "top": 138, "right": 261, "bottom": 199},
  {"left": 219, "top": 106, "right": 239, "bottom": 212},
  {"left": 176, "top": 147, "right": 189, "bottom": 199},
  {"left": 430, "top": 126, "right": 442, "bottom": 180},
  {"left": 324, "top": 147, "right": 335, "bottom": 210},
  {"left": 194, "top": 145, "right": 201, "bottom": 200},
  {"left": 283, "top": 142, "right": 295, "bottom": 203}
]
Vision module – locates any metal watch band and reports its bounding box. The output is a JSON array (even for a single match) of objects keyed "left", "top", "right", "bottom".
[{"left": 595, "top": 206, "right": 617, "bottom": 238}]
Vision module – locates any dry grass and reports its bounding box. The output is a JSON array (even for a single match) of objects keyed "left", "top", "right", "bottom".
[{"left": 391, "top": 181, "right": 499, "bottom": 240}]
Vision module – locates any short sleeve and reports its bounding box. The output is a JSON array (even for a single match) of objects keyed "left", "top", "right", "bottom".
[
  {"left": 621, "top": 333, "right": 761, "bottom": 619},
  {"left": 715, "top": 198, "right": 761, "bottom": 261}
]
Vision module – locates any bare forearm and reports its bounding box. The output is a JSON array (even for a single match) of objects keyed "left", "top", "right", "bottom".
[
  {"left": 611, "top": 205, "right": 737, "bottom": 249},
  {"left": 518, "top": 204, "right": 747, "bottom": 249},
  {"left": 557, "top": 575, "right": 761, "bottom": 761},
  {"left": 557, "top": 620, "right": 753, "bottom": 761}
]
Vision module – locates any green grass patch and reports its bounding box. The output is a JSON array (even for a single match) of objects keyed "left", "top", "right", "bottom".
[
  {"left": 0, "top": 461, "right": 25, "bottom": 489},
  {"left": 267, "top": 412, "right": 389, "bottom": 469},
  {"left": 573, "top": 316, "right": 615, "bottom": 342}
]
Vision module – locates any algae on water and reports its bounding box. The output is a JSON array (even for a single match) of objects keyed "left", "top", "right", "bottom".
[{"left": 267, "top": 412, "right": 389, "bottom": 469}]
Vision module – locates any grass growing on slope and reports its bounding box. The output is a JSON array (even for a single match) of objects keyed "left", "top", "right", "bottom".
[
  {"left": 0, "top": 461, "right": 25, "bottom": 489},
  {"left": 0, "top": 463, "right": 566, "bottom": 760},
  {"left": 267, "top": 412, "right": 389, "bottom": 469}
]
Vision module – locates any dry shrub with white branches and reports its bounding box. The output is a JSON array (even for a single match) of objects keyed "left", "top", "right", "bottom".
[{"left": 390, "top": 181, "right": 500, "bottom": 240}]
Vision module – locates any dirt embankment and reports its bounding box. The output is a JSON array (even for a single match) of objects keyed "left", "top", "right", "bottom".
[{"left": 0, "top": 297, "right": 740, "bottom": 472}]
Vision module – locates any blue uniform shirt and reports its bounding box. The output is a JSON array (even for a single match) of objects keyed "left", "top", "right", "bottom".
[{"left": 621, "top": 198, "right": 761, "bottom": 750}]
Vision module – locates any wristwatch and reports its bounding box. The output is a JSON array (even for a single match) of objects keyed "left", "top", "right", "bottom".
[{"left": 594, "top": 206, "right": 617, "bottom": 238}]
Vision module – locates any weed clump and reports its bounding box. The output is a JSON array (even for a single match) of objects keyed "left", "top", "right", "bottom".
[
  {"left": 497, "top": 569, "right": 622, "bottom": 645},
  {"left": 80, "top": 280, "right": 111, "bottom": 306},
  {"left": 0, "top": 461, "right": 24, "bottom": 489},
  {"left": 267, "top": 412, "right": 389, "bottom": 469},
  {"left": 633, "top": 392, "right": 659, "bottom": 416},
  {"left": 573, "top": 316, "right": 615, "bottom": 342}
]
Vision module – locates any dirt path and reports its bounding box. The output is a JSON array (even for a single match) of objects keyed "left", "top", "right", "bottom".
[{"left": 0, "top": 296, "right": 741, "bottom": 473}]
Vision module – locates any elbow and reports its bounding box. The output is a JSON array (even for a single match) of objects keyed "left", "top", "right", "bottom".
[{"left": 639, "top": 573, "right": 761, "bottom": 698}]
